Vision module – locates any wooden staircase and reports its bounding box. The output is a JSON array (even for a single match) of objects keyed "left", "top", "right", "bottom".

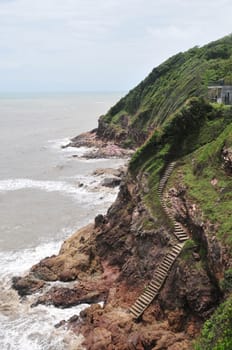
[{"left": 129, "top": 162, "right": 189, "bottom": 319}]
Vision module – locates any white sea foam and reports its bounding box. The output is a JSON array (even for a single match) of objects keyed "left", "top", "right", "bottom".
[
  {"left": 0, "top": 241, "right": 87, "bottom": 350},
  {"left": 0, "top": 241, "right": 61, "bottom": 278},
  {"left": 0, "top": 303, "right": 87, "bottom": 350},
  {"left": 0, "top": 92, "right": 124, "bottom": 350},
  {"left": 47, "top": 138, "right": 97, "bottom": 158},
  {"left": 0, "top": 178, "right": 117, "bottom": 205},
  {"left": 47, "top": 137, "right": 71, "bottom": 150}
]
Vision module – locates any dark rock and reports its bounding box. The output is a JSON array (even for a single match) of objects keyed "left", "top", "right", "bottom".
[
  {"left": 68, "top": 314, "right": 79, "bottom": 323},
  {"left": 101, "top": 177, "right": 121, "bottom": 188},
  {"left": 12, "top": 276, "right": 45, "bottom": 296},
  {"left": 33, "top": 286, "right": 107, "bottom": 308},
  {"left": 55, "top": 320, "right": 66, "bottom": 328},
  {"left": 94, "top": 214, "right": 105, "bottom": 228},
  {"left": 222, "top": 146, "right": 232, "bottom": 174}
]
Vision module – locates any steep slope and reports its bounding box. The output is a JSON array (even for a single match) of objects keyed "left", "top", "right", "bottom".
[
  {"left": 13, "top": 35, "right": 232, "bottom": 349},
  {"left": 97, "top": 34, "right": 232, "bottom": 147}
]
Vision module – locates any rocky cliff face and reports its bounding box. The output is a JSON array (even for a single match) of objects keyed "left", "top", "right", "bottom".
[{"left": 13, "top": 160, "right": 229, "bottom": 349}]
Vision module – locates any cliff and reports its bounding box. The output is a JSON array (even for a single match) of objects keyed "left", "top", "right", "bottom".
[{"left": 13, "top": 35, "right": 232, "bottom": 349}]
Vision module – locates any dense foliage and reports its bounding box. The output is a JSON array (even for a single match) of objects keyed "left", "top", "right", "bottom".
[
  {"left": 121, "top": 35, "right": 232, "bottom": 347},
  {"left": 100, "top": 34, "right": 232, "bottom": 347},
  {"left": 99, "top": 34, "right": 232, "bottom": 147},
  {"left": 194, "top": 295, "right": 232, "bottom": 350}
]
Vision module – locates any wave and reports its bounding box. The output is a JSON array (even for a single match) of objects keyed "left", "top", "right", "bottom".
[
  {"left": 47, "top": 138, "right": 97, "bottom": 158},
  {"left": 0, "top": 240, "right": 87, "bottom": 349},
  {"left": 0, "top": 178, "right": 117, "bottom": 205}
]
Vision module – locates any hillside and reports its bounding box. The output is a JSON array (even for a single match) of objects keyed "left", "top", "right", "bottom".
[
  {"left": 13, "top": 35, "right": 232, "bottom": 349},
  {"left": 97, "top": 34, "right": 232, "bottom": 148}
]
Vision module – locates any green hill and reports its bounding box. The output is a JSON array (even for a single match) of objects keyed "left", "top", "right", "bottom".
[
  {"left": 101, "top": 34, "right": 232, "bottom": 348},
  {"left": 97, "top": 34, "right": 232, "bottom": 148}
]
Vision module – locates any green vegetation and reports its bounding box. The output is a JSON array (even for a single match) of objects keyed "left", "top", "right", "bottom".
[
  {"left": 220, "top": 269, "right": 232, "bottom": 293},
  {"left": 194, "top": 294, "right": 232, "bottom": 350},
  {"left": 181, "top": 239, "right": 198, "bottom": 261},
  {"left": 181, "top": 120, "right": 232, "bottom": 246},
  {"left": 99, "top": 34, "right": 232, "bottom": 147},
  {"left": 129, "top": 98, "right": 232, "bottom": 226},
  {"left": 99, "top": 34, "right": 232, "bottom": 347}
]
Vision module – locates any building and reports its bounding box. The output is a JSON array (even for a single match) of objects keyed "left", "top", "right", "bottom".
[{"left": 208, "top": 81, "right": 232, "bottom": 105}]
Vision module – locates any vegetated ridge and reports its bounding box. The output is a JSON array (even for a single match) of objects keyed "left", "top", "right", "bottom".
[
  {"left": 97, "top": 34, "right": 232, "bottom": 149},
  {"left": 13, "top": 34, "right": 232, "bottom": 349}
]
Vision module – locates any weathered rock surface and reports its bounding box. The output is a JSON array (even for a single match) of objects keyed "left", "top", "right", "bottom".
[
  {"left": 101, "top": 176, "right": 121, "bottom": 188},
  {"left": 222, "top": 146, "right": 232, "bottom": 174},
  {"left": 12, "top": 164, "right": 228, "bottom": 349},
  {"left": 65, "top": 130, "right": 134, "bottom": 158},
  {"left": 32, "top": 286, "right": 107, "bottom": 308},
  {"left": 68, "top": 303, "right": 192, "bottom": 350},
  {"left": 12, "top": 276, "right": 45, "bottom": 296}
]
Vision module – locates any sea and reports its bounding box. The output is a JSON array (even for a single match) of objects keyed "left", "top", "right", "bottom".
[{"left": 0, "top": 92, "right": 125, "bottom": 350}]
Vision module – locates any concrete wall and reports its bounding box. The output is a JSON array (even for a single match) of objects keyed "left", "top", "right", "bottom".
[
  {"left": 208, "top": 85, "right": 232, "bottom": 105},
  {"left": 221, "top": 86, "right": 232, "bottom": 105}
]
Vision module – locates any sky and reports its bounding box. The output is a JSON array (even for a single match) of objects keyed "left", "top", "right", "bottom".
[{"left": 0, "top": 0, "right": 231, "bottom": 93}]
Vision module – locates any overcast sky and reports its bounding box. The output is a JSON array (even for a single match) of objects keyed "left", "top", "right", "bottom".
[{"left": 0, "top": 0, "right": 231, "bottom": 93}]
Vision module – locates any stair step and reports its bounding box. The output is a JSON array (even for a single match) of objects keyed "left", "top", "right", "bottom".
[
  {"left": 169, "top": 250, "right": 178, "bottom": 256},
  {"left": 165, "top": 256, "right": 175, "bottom": 263},
  {"left": 130, "top": 307, "right": 143, "bottom": 317},
  {"left": 147, "top": 284, "right": 159, "bottom": 292},
  {"left": 173, "top": 249, "right": 181, "bottom": 257},
  {"left": 150, "top": 278, "right": 161, "bottom": 285},
  {"left": 149, "top": 281, "right": 160, "bottom": 289},
  {"left": 138, "top": 295, "right": 152, "bottom": 304},
  {"left": 172, "top": 243, "right": 182, "bottom": 251},
  {"left": 144, "top": 290, "right": 155, "bottom": 298},
  {"left": 174, "top": 224, "right": 182, "bottom": 229},
  {"left": 171, "top": 246, "right": 181, "bottom": 251},
  {"left": 130, "top": 304, "right": 143, "bottom": 313},
  {"left": 146, "top": 286, "right": 157, "bottom": 293},
  {"left": 147, "top": 286, "right": 158, "bottom": 294},
  {"left": 175, "top": 231, "right": 187, "bottom": 235},
  {"left": 156, "top": 273, "right": 165, "bottom": 280},
  {"left": 135, "top": 299, "right": 147, "bottom": 307},
  {"left": 176, "top": 234, "right": 188, "bottom": 238},
  {"left": 176, "top": 242, "right": 184, "bottom": 248},
  {"left": 158, "top": 267, "right": 168, "bottom": 274},
  {"left": 161, "top": 261, "right": 171, "bottom": 268},
  {"left": 162, "top": 258, "right": 172, "bottom": 265},
  {"left": 130, "top": 309, "right": 140, "bottom": 318},
  {"left": 148, "top": 285, "right": 159, "bottom": 292},
  {"left": 155, "top": 275, "right": 164, "bottom": 282},
  {"left": 138, "top": 297, "right": 151, "bottom": 305},
  {"left": 164, "top": 254, "right": 175, "bottom": 263},
  {"left": 175, "top": 233, "right": 188, "bottom": 238}
]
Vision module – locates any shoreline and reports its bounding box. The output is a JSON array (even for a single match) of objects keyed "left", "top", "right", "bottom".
[
  {"left": 63, "top": 129, "right": 134, "bottom": 159},
  {"left": 11, "top": 139, "right": 194, "bottom": 350}
]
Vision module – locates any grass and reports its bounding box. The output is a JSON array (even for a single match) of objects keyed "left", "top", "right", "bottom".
[
  {"left": 180, "top": 122, "right": 232, "bottom": 246},
  {"left": 194, "top": 294, "right": 232, "bottom": 350},
  {"left": 99, "top": 34, "right": 232, "bottom": 148}
]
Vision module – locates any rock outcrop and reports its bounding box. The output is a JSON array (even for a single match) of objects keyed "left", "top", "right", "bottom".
[{"left": 12, "top": 160, "right": 226, "bottom": 349}]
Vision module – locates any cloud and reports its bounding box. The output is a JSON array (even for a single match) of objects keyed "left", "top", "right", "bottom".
[{"left": 0, "top": 0, "right": 232, "bottom": 92}]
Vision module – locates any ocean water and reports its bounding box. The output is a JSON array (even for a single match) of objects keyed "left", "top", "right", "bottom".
[{"left": 0, "top": 92, "right": 125, "bottom": 349}]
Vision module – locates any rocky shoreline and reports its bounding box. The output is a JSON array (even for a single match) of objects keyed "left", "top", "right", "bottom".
[
  {"left": 63, "top": 129, "right": 134, "bottom": 159},
  {"left": 12, "top": 136, "right": 223, "bottom": 349}
]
